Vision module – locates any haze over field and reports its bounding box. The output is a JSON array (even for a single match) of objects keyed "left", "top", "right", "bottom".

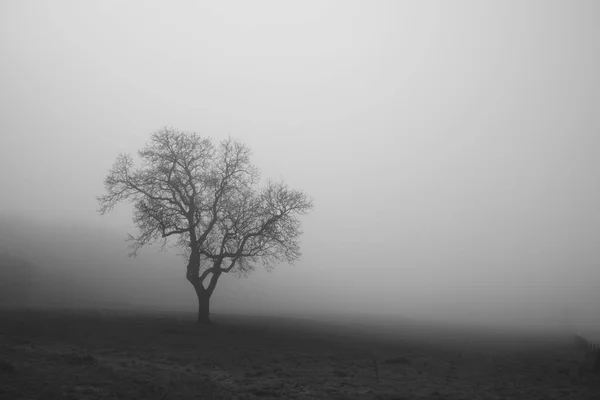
[{"left": 1, "top": 1, "right": 599, "bottom": 335}]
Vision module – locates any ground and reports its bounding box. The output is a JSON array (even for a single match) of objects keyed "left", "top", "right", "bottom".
[{"left": 0, "top": 307, "right": 598, "bottom": 400}]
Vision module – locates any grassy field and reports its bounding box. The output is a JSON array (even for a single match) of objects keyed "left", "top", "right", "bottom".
[{"left": 0, "top": 307, "right": 598, "bottom": 400}]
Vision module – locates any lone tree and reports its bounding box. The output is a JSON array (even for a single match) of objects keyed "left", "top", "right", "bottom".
[{"left": 98, "top": 128, "right": 313, "bottom": 323}]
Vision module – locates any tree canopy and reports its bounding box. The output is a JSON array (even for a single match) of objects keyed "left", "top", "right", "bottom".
[{"left": 98, "top": 128, "right": 313, "bottom": 322}]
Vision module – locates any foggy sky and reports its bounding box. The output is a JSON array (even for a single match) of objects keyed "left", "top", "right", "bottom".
[{"left": 1, "top": 1, "right": 599, "bottom": 332}]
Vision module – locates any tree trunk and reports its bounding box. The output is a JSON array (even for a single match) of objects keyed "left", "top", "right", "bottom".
[
  {"left": 594, "top": 351, "right": 600, "bottom": 373},
  {"left": 186, "top": 246, "right": 212, "bottom": 324},
  {"left": 197, "top": 291, "right": 211, "bottom": 324}
]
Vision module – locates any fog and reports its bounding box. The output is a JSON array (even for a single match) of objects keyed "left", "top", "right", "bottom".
[{"left": 1, "top": 1, "right": 599, "bottom": 338}]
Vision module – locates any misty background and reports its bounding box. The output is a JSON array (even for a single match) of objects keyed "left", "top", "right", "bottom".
[{"left": 1, "top": 1, "right": 599, "bottom": 335}]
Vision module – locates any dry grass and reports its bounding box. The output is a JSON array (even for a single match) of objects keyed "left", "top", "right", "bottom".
[{"left": 0, "top": 307, "right": 598, "bottom": 399}]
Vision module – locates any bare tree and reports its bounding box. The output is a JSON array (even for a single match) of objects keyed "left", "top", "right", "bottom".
[{"left": 98, "top": 128, "right": 313, "bottom": 323}]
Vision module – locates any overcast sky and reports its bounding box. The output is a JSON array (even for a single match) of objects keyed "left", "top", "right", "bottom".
[{"left": 1, "top": 1, "right": 599, "bottom": 330}]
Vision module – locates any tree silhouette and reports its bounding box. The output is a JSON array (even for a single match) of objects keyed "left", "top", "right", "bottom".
[{"left": 98, "top": 128, "right": 313, "bottom": 323}]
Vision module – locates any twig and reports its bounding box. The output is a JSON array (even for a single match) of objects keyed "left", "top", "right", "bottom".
[
  {"left": 158, "top": 387, "right": 170, "bottom": 400},
  {"left": 372, "top": 357, "right": 379, "bottom": 383}
]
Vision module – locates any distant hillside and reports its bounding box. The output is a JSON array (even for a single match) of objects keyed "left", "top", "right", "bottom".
[
  {"left": 0, "top": 250, "right": 37, "bottom": 306},
  {"left": 0, "top": 214, "right": 278, "bottom": 314},
  {"left": 0, "top": 215, "right": 152, "bottom": 309}
]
